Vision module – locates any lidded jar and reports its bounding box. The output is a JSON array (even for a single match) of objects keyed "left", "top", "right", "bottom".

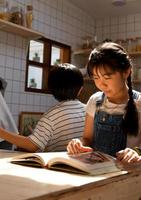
[{"left": 10, "top": 6, "right": 23, "bottom": 25}]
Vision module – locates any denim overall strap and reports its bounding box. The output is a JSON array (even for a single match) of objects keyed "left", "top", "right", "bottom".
[
  {"left": 93, "top": 91, "right": 139, "bottom": 156},
  {"left": 132, "top": 90, "right": 140, "bottom": 99}
]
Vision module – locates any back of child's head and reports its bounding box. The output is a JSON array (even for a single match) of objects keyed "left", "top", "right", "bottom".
[
  {"left": 48, "top": 63, "right": 83, "bottom": 101},
  {"left": 87, "top": 42, "right": 139, "bottom": 136}
]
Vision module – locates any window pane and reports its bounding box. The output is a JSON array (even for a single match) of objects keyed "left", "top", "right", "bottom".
[
  {"left": 51, "top": 46, "right": 61, "bottom": 65},
  {"left": 28, "top": 65, "right": 43, "bottom": 89},
  {"left": 29, "top": 40, "right": 44, "bottom": 63}
]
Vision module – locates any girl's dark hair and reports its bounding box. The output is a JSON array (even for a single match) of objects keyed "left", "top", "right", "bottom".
[
  {"left": 48, "top": 63, "right": 83, "bottom": 101},
  {"left": 87, "top": 42, "right": 139, "bottom": 136}
]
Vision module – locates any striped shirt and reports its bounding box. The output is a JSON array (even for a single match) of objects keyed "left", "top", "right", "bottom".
[{"left": 28, "top": 100, "right": 86, "bottom": 152}]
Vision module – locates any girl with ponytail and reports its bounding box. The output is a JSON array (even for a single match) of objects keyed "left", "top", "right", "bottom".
[{"left": 67, "top": 42, "right": 141, "bottom": 163}]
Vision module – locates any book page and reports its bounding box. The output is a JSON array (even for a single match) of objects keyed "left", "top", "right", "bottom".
[
  {"left": 48, "top": 151, "right": 120, "bottom": 175},
  {"left": 11, "top": 152, "right": 68, "bottom": 167},
  {"left": 69, "top": 151, "right": 111, "bottom": 164}
]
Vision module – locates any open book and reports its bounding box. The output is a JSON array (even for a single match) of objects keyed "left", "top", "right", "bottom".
[{"left": 10, "top": 151, "right": 124, "bottom": 175}]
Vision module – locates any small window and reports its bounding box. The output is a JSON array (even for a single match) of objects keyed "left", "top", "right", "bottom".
[
  {"left": 29, "top": 40, "right": 44, "bottom": 63},
  {"left": 25, "top": 38, "right": 71, "bottom": 93},
  {"left": 51, "top": 46, "right": 61, "bottom": 65},
  {"left": 27, "top": 65, "right": 43, "bottom": 89}
]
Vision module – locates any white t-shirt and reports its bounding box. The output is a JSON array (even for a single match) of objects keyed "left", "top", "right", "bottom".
[
  {"left": 29, "top": 100, "right": 86, "bottom": 152},
  {"left": 0, "top": 92, "right": 18, "bottom": 142},
  {"left": 86, "top": 91, "right": 141, "bottom": 149}
]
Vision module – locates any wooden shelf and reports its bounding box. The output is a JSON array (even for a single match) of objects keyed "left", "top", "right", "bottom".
[
  {"left": 73, "top": 48, "right": 92, "bottom": 55},
  {"left": 133, "top": 79, "right": 141, "bottom": 83},
  {"left": 0, "top": 19, "right": 43, "bottom": 39},
  {"left": 73, "top": 48, "right": 141, "bottom": 56},
  {"left": 129, "top": 51, "right": 141, "bottom": 56}
]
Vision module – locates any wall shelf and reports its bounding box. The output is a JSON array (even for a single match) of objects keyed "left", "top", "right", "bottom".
[
  {"left": 133, "top": 79, "right": 141, "bottom": 83},
  {"left": 73, "top": 48, "right": 141, "bottom": 56},
  {"left": 73, "top": 48, "right": 92, "bottom": 55},
  {"left": 0, "top": 19, "right": 43, "bottom": 39},
  {"left": 129, "top": 51, "right": 141, "bottom": 56}
]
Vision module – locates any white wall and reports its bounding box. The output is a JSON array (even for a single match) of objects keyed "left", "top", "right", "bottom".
[
  {"left": 95, "top": 14, "right": 141, "bottom": 42},
  {"left": 0, "top": 0, "right": 95, "bottom": 127}
]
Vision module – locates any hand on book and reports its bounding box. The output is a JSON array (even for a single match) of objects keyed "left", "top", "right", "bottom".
[
  {"left": 67, "top": 138, "right": 93, "bottom": 154},
  {"left": 116, "top": 148, "right": 141, "bottom": 164}
]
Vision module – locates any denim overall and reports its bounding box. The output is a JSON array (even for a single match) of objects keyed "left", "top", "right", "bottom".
[{"left": 93, "top": 91, "right": 139, "bottom": 156}]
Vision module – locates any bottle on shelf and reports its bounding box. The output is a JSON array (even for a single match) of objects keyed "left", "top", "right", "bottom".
[
  {"left": 136, "top": 37, "right": 141, "bottom": 52},
  {"left": 92, "top": 35, "right": 99, "bottom": 48},
  {"left": 126, "top": 38, "right": 133, "bottom": 53},
  {"left": 131, "top": 38, "right": 137, "bottom": 52},
  {"left": 26, "top": 4, "right": 33, "bottom": 29},
  {"left": 0, "top": 0, "right": 9, "bottom": 21}
]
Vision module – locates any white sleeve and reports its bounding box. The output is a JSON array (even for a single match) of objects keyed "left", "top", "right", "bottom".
[
  {"left": 86, "top": 91, "right": 103, "bottom": 117},
  {"left": 0, "top": 93, "right": 18, "bottom": 134}
]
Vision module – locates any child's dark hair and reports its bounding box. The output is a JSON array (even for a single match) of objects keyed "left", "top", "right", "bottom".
[
  {"left": 87, "top": 42, "right": 139, "bottom": 136},
  {"left": 48, "top": 63, "right": 83, "bottom": 101},
  {"left": 0, "top": 80, "right": 3, "bottom": 90}
]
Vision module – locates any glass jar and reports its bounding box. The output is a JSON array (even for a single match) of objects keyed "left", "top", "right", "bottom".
[
  {"left": 0, "top": 0, "right": 9, "bottom": 21},
  {"left": 126, "top": 38, "right": 133, "bottom": 53},
  {"left": 10, "top": 6, "right": 23, "bottom": 25}
]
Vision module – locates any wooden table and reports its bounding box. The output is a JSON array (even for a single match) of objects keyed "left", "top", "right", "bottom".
[{"left": 0, "top": 150, "right": 141, "bottom": 200}]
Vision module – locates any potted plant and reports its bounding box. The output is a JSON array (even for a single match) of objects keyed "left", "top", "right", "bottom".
[{"left": 33, "top": 52, "right": 40, "bottom": 62}]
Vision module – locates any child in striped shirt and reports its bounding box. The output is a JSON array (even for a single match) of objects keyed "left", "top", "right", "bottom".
[{"left": 0, "top": 63, "right": 86, "bottom": 152}]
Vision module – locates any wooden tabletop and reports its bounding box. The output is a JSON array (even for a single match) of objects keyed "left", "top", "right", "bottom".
[{"left": 0, "top": 150, "right": 140, "bottom": 200}]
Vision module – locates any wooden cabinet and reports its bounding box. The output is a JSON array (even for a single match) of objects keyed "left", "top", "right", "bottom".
[
  {"left": 0, "top": 19, "right": 43, "bottom": 39},
  {"left": 78, "top": 78, "right": 98, "bottom": 103}
]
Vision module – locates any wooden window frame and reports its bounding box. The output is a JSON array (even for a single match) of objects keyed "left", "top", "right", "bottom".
[{"left": 25, "top": 37, "right": 71, "bottom": 93}]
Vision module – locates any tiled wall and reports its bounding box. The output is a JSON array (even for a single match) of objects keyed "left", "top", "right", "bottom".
[
  {"left": 95, "top": 14, "right": 141, "bottom": 42},
  {"left": 0, "top": 0, "right": 95, "bottom": 127},
  {"left": 1, "top": 0, "right": 141, "bottom": 128},
  {"left": 95, "top": 14, "right": 141, "bottom": 91}
]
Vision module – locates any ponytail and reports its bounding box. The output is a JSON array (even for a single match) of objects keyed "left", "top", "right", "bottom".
[{"left": 123, "top": 75, "right": 139, "bottom": 136}]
